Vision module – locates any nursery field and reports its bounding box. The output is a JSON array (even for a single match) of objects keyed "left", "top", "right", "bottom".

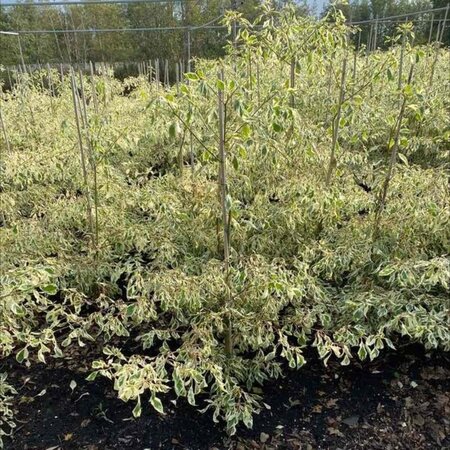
[{"left": 1, "top": 6, "right": 449, "bottom": 449}]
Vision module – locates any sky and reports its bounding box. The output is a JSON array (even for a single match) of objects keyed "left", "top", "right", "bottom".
[{"left": 1, "top": 0, "right": 328, "bottom": 13}]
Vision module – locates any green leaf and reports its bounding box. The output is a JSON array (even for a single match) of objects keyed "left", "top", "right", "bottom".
[
  {"left": 387, "top": 68, "right": 394, "bottom": 81},
  {"left": 415, "top": 49, "right": 424, "bottom": 63},
  {"left": 132, "top": 396, "right": 142, "bottom": 417},
  {"left": 225, "top": 194, "right": 233, "bottom": 211},
  {"left": 241, "top": 123, "right": 251, "bottom": 140},
  {"left": 42, "top": 284, "right": 57, "bottom": 295},
  {"left": 173, "top": 373, "right": 185, "bottom": 396},
  {"left": 185, "top": 72, "right": 198, "bottom": 81},
  {"left": 187, "top": 387, "right": 196, "bottom": 406},
  {"left": 238, "top": 145, "right": 247, "bottom": 158},
  {"left": 37, "top": 349, "right": 46, "bottom": 364},
  {"left": 358, "top": 344, "right": 367, "bottom": 361},
  {"left": 150, "top": 394, "right": 164, "bottom": 414},
  {"left": 16, "top": 347, "right": 29, "bottom": 363},
  {"left": 232, "top": 156, "right": 239, "bottom": 170},
  {"left": 272, "top": 122, "right": 283, "bottom": 133},
  {"left": 169, "top": 123, "right": 177, "bottom": 139},
  {"left": 216, "top": 79, "right": 225, "bottom": 91},
  {"left": 86, "top": 372, "right": 98, "bottom": 381},
  {"left": 353, "top": 95, "right": 363, "bottom": 107},
  {"left": 403, "top": 84, "right": 413, "bottom": 97},
  {"left": 398, "top": 153, "right": 409, "bottom": 166},
  {"left": 126, "top": 304, "right": 136, "bottom": 316}
]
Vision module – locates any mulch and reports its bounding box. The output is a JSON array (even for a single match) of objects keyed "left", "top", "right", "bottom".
[{"left": 3, "top": 344, "right": 449, "bottom": 450}]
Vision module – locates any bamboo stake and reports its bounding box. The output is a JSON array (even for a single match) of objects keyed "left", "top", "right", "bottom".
[
  {"left": 217, "top": 68, "right": 232, "bottom": 357},
  {"left": 46, "top": 63, "right": 55, "bottom": 113},
  {"left": 46, "top": 63, "right": 55, "bottom": 96},
  {"left": 327, "top": 55, "right": 333, "bottom": 97},
  {"left": 155, "top": 58, "right": 160, "bottom": 87},
  {"left": 70, "top": 70, "right": 95, "bottom": 245},
  {"left": 6, "top": 68, "right": 12, "bottom": 90},
  {"left": 0, "top": 107, "right": 11, "bottom": 152},
  {"left": 439, "top": 4, "right": 449, "bottom": 43},
  {"left": 78, "top": 70, "right": 99, "bottom": 252},
  {"left": 17, "top": 35, "right": 27, "bottom": 75},
  {"left": 373, "top": 17, "right": 379, "bottom": 51},
  {"left": 373, "top": 64, "right": 414, "bottom": 239},
  {"left": 435, "top": 20, "right": 441, "bottom": 43},
  {"left": 187, "top": 30, "right": 191, "bottom": 73},
  {"left": 325, "top": 56, "right": 347, "bottom": 186},
  {"left": 289, "top": 57, "right": 295, "bottom": 108},
  {"left": 256, "top": 58, "right": 261, "bottom": 107},
  {"left": 165, "top": 59, "right": 169, "bottom": 88},
  {"left": 89, "top": 61, "right": 99, "bottom": 114},
  {"left": 429, "top": 10, "right": 447, "bottom": 88},
  {"left": 366, "top": 24, "right": 373, "bottom": 57},
  {"left": 398, "top": 32, "right": 406, "bottom": 91},
  {"left": 428, "top": 14, "right": 434, "bottom": 44},
  {"left": 178, "top": 129, "right": 186, "bottom": 176},
  {"left": 181, "top": 59, "right": 185, "bottom": 80}
]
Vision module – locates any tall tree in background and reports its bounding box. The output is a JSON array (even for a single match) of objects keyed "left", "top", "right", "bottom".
[{"left": 0, "top": 0, "right": 447, "bottom": 67}]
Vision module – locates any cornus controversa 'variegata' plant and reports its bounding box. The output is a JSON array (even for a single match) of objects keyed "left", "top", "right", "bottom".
[{"left": 0, "top": 4, "right": 449, "bottom": 441}]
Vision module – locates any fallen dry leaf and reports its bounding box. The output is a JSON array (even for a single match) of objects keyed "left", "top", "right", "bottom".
[
  {"left": 64, "top": 432, "right": 73, "bottom": 441},
  {"left": 312, "top": 404, "right": 323, "bottom": 413},
  {"left": 327, "top": 427, "right": 344, "bottom": 437}
]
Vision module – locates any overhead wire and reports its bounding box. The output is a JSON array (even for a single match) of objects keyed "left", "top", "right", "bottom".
[{"left": 1, "top": 0, "right": 205, "bottom": 6}]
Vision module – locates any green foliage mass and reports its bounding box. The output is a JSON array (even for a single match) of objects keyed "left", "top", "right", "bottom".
[{"left": 0, "top": 5, "right": 449, "bottom": 440}]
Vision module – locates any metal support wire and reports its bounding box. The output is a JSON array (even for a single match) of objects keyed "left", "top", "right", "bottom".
[
  {"left": 14, "top": 25, "right": 227, "bottom": 34},
  {"left": 6, "top": 6, "right": 448, "bottom": 35},
  {"left": 1, "top": 0, "right": 203, "bottom": 6},
  {"left": 350, "top": 6, "right": 449, "bottom": 25}
]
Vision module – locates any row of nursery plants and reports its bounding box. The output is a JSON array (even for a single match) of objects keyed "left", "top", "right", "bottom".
[{"left": 0, "top": 4, "right": 449, "bottom": 443}]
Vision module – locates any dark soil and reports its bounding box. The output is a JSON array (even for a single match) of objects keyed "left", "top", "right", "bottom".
[{"left": 3, "top": 344, "right": 449, "bottom": 450}]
